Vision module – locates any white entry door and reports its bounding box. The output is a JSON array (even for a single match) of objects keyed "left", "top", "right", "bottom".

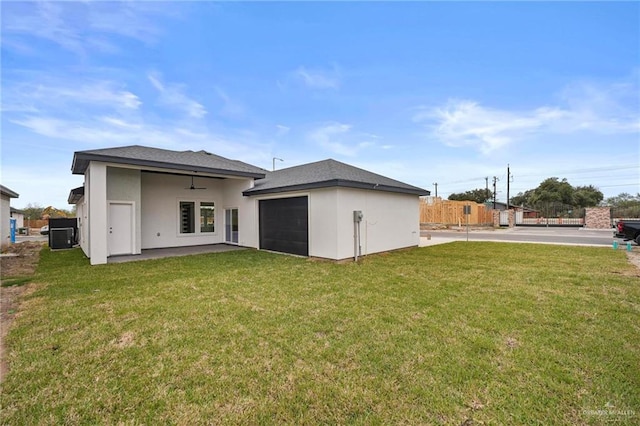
[{"left": 108, "top": 202, "right": 133, "bottom": 255}]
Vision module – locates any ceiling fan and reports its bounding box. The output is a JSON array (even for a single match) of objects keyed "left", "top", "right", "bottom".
[{"left": 185, "top": 176, "right": 207, "bottom": 190}]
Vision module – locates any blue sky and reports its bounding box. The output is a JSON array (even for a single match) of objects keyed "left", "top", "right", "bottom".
[{"left": 1, "top": 1, "right": 639, "bottom": 209}]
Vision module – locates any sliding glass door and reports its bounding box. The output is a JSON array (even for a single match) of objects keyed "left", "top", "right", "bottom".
[{"left": 225, "top": 208, "right": 239, "bottom": 244}]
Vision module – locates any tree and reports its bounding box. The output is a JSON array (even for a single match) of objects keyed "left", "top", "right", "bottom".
[
  {"left": 528, "top": 178, "right": 574, "bottom": 206},
  {"left": 606, "top": 192, "right": 640, "bottom": 218},
  {"left": 511, "top": 189, "right": 534, "bottom": 207},
  {"left": 448, "top": 188, "right": 493, "bottom": 204},
  {"left": 606, "top": 192, "right": 640, "bottom": 208},
  {"left": 22, "top": 203, "right": 44, "bottom": 220},
  {"left": 508, "top": 178, "right": 605, "bottom": 217},
  {"left": 572, "top": 185, "right": 603, "bottom": 208}
]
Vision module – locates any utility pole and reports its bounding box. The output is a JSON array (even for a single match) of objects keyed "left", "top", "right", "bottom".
[
  {"left": 492, "top": 176, "right": 499, "bottom": 209},
  {"left": 433, "top": 182, "right": 438, "bottom": 198},
  {"left": 506, "top": 164, "right": 510, "bottom": 209},
  {"left": 485, "top": 176, "right": 489, "bottom": 202}
]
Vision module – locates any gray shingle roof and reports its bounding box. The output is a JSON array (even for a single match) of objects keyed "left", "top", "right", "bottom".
[
  {"left": 71, "top": 145, "right": 267, "bottom": 178},
  {"left": 0, "top": 185, "right": 19, "bottom": 198},
  {"left": 68, "top": 186, "right": 85, "bottom": 204},
  {"left": 243, "top": 159, "right": 429, "bottom": 196}
]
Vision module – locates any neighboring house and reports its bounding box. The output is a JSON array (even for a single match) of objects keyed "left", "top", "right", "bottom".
[
  {"left": 1, "top": 185, "right": 19, "bottom": 246},
  {"left": 10, "top": 207, "right": 25, "bottom": 228},
  {"left": 490, "top": 201, "right": 538, "bottom": 218},
  {"left": 69, "top": 145, "right": 429, "bottom": 265}
]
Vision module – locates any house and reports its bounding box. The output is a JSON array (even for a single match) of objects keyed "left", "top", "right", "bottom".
[
  {"left": 489, "top": 201, "right": 539, "bottom": 218},
  {"left": 1, "top": 185, "right": 19, "bottom": 246},
  {"left": 69, "top": 145, "right": 429, "bottom": 265},
  {"left": 10, "top": 207, "right": 25, "bottom": 228}
]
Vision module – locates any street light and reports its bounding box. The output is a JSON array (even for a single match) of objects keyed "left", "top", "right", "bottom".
[{"left": 272, "top": 157, "right": 283, "bottom": 171}]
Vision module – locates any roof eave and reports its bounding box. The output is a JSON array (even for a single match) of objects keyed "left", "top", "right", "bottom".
[
  {"left": 243, "top": 179, "right": 429, "bottom": 197},
  {"left": 68, "top": 186, "right": 85, "bottom": 204},
  {"left": 0, "top": 185, "right": 19, "bottom": 198},
  {"left": 71, "top": 153, "right": 266, "bottom": 179}
]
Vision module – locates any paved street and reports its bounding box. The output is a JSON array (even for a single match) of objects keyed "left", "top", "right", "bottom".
[
  {"left": 420, "top": 226, "right": 621, "bottom": 247},
  {"left": 14, "top": 234, "right": 48, "bottom": 243}
]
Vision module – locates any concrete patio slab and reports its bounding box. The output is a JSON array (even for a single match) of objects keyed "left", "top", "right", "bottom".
[{"left": 107, "top": 244, "right": 247, "bottom": 264}]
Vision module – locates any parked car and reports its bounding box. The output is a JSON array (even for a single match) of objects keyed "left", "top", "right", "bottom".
[
  {"left": 40, "top": 225, "right": 49, "bottom": 235},
  {"left": 614, "top": 220, "right": 640, "bottom": 244}
]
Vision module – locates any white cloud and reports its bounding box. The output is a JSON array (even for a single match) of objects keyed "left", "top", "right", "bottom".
[
  {"left": 87, "top": 2, "right": 165, "bottom": 44},
  {"left": 2, "top": 70, "right": 270, "bottom": 168},
  {"left": 1, "top": 1, "right": 176, "bottom": 56},
  {"left": 2, "top": 79, "right": 141, "bottom": 112},
  {"left": 214, "top": 87, "right": 244, "bottom": 118},
  {"left": 11, "top": 116, "right": 154, "bottom": 146},
  {"left": 147, "top": 72, "right": 207, "bottom": 118},
  {"left": 1, "top": 163, "right": 85, "bottom": 210},
  {"left": 292, "top": 66, "right": 341, "bottom": 89},
  {"left": 276, "top": 125, "right": 290, "bottom": 136},
  {"left": 308, "top": 123, "right": 355, "bottom": 156},
  {"left": 9, "top": 113, "right": 274, "bottom": 167},
  {"left": 3, "top": 1, "right": 85, "bottom": 55},
  {"left": 307, "top": 123, "right": 382, "bottom": 157},
  {"left": 100, "top": 116, "right": 143, "bottom": 130},
  {"left": 415, "top": 100, "right": 545, "bottom": 154},
  {"left": 416, "top": 77, "right": 640, "bottom": 154}
]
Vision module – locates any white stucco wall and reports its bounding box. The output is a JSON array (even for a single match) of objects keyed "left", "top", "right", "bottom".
[
  {"left": 308, "top": 189, "right": 339, "bottom": 259},
  {"left": 81, "top": 165, "right": 260, "bottom": 263},
  {"left": 80, "top": 158, "right": 420, "bottom": 264},
  {"left": 141, "top": 173, "right": 221, "bottom": 249},
  {"left": 107, "top": 167, "right": 142, "bottom": 254},
  {"left": 87, "top": 163, "right": 108, "bottom": 265},
  {"left": 1, "top": 194, "right": 11, "bottom": 246},
  {"left": 334, "top": 188, "right": 420, "bottom": 260},
  {"left": 251, "top": 188, "right": 419, "bottom": 260},
  {"left": 221, "top": 178, "right": 258, "bottom": 248},
  {"left": 76, "top": 199, "right": 87, "bottom": 253},
  {"left": 80, "top": 173, "right": 91, "bottom": 258},
  {"left": 10, "top": 212, "right": 24, "bottom": 228},
  {"left": 141, "top": 173, "right": 256, "bottom": 250}
]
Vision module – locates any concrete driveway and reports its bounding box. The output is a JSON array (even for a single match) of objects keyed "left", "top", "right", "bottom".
[{"left": 420, "top": 226, "right": 619, "bottom": 248}]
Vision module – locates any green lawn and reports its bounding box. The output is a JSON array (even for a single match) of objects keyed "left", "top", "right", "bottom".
[{"left": 1, "top": 243, "right": 639, "bottom": 425}]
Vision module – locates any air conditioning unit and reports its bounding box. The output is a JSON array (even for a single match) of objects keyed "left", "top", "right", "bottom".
[{"left": 50, "top": 228, "right": 74, "bottom": 250}]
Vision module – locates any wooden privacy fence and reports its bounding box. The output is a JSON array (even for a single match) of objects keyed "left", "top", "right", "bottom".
[
  {"left": 420, "top": 198, "right": 494, "bottom": 225},
  {"left": 24, "top": 219, "right": 49, "bottom": 229}
]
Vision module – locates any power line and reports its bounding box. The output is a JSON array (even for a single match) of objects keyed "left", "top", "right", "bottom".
[
  {"left": 438, "top": 176, "right": 488, "bottom": 185},
  {"left": 597, "top": 183, "right": 640, "bottom": 188},
  {"left": 516, "top": 164, "right": 638, "bottom": 178}
]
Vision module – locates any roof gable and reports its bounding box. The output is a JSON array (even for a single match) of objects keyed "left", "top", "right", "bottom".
[
  {"left": 71, "top": 145, "right": 267, "bottom": 178},
  {"left": 243, "top": 159, "right": 429, "bottom": 196}
]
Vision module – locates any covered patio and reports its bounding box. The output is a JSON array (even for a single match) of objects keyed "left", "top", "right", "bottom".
[{"left": 107, "top": 244, "right": 247, "bottom": 264}]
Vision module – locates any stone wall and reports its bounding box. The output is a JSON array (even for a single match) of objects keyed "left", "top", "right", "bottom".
[
  {"left": 492, "top": 209, "right": 515, "bottom": 227},
  {"left": 584, "top": 207, "right": 611, "bottom": 229}
]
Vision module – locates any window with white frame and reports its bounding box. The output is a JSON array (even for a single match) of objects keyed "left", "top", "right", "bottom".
[
  {"left": 200, "top": 202, "right": 215, "bottom": 233},
  {"left": 179, "top": 201, "right": 214, "bottom": 234}
]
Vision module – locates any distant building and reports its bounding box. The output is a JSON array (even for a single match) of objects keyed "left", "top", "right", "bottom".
[
  {"left": 488, "top": 201, "right": 538, "bottom": 218},
  {"left": 10, "top": 207, "right": 24, "bottom": 228},
  {"left": 1, "top": 185, "right": 19, "bottom": 246}
]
